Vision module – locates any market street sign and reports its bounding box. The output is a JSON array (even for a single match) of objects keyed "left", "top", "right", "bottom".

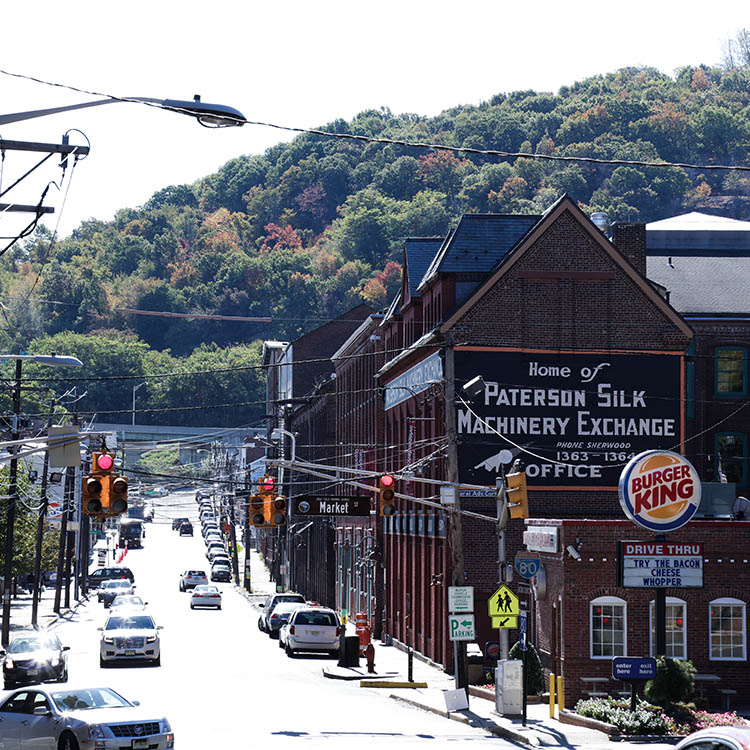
[
  {"left": 448, "top": 586, "right": 474, "bottom": 613},
  {"left": 448, "top": 614, "right": 475, "bottom": 641},
  {"left": 617, "top": 541, "right": 703, "bottom": 588},
  {"left": 293, "top": 496, "right": 371, "bottom": 516}
]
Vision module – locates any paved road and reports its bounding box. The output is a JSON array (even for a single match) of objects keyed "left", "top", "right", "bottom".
[{"left": 50, "top": 491, "right": 509, "bottom": 748}]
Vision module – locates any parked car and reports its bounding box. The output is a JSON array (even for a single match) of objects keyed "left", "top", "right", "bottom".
[
  {"left": 110, "top": 595, "right": 148, "bottom": 612},
  {"left": 88, "top": 566, "right": 134, "bottom": 591},
  {"left": 190, "top": 584, "right": 222, "bottom": 610},
  {"left": 675, "top": 727, "right": 750, "bottom": 750},
  {"left": 171, "top": 517, "right": 190, "bottom": 530},
  {"left": 99, "top": 613, "right": 162, "bottom": 666},
  {"left": 179, "top": 570, "right": 208, "bottom": 591},
  {"left": 266, "top": 601, "right": 304, "bottom": 638},
  {"left": 1, "top": 632, "right": 69, "bottom": 689},
  {"left": 210, "top": 554, "right": 231, "bottom": 570},
  {"left": 279, "top": 606, "right": 341, "bottom": 657},
  {"left": 179, "top": 522, "right": 194, "bottom": 536},
  {"left": 99, "top": 579, "right": 136, "bottom": 607},
  {"left": 258, "top": 592, "right": 306, "bottom": 632},
  {"left": 0, "top": 685, "right": 173, "bottom": 749},
  {"left": 210, "top": 564, "right": 232, "bottom": 582}
]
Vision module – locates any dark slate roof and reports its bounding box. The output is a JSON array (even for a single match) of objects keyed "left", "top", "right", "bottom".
[
  {"left": 646, "top": 255, "right": 750, "bottom": 314},
  {"left": 418, "top": 214, "right": 539, "bottom": 291},
  {"left": 405, "top": 238, "right": 443, "bottom": 298}
]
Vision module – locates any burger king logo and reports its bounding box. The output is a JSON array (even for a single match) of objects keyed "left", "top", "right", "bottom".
[{"left": 618, "top": 450, "right": 701, "bottom": 532}]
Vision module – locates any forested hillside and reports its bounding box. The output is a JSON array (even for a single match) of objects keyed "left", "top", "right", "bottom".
[{"left": 3, "top": 54, "right": 750, "bottom": 427}]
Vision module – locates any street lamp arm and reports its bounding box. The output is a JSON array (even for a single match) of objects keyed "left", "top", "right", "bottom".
[{"left": 0, "top": 95, "right": 246, "bottom": 128}]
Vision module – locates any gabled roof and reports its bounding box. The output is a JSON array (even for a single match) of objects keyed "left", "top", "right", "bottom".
[
  {"left": 418, "top": 213, "right": 539, "bottom": 292},
  {"left": 441, "top": 195, "right": 692, "bottom": 339},
  {"left": 647, "top": 212, "right": 750, "bottom": 255},
  {"left": 404, "top": 237, "right": 442, "bottom": 299}
]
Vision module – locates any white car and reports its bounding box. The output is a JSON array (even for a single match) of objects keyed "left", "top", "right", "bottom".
[
  {"left": 190, "top": 584, "right": 222, "bottom": 610},
  {"left": 110, "top": 595, "right": 148, "bottom": 612},
  {"left": 279, "top": 606, "right": 341, "bottom": 657},
  {"left": 179, "top": 569, "right": 207, "bottom": 591},
  {"left": 0, "top": 685, "right": 174, "bottom": 750},
  {"left": 99, "top": 614, "right": 162, "bottom": 667}
]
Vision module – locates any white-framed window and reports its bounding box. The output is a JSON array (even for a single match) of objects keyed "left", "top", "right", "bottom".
[
  {"left": 709, "top": 598, "right": 746, "bottom": 661},
  {"left": 590, "top": 596, "right": 626, "bottom": 658},
  {"left": 649, "top": 597, "right": 686, "bottom": 659}
]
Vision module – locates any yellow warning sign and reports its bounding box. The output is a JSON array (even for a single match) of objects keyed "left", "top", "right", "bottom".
[
  {"left": 488, "top": 585, "right": 519, "bottom": 618},
  {"left": 492, "top": 615, "right": 518, "bottom": 629}
]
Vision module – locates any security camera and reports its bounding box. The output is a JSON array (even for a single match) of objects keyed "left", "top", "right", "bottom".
[{"left": 566, "top": 545, "right": 581, "bottom": 560}]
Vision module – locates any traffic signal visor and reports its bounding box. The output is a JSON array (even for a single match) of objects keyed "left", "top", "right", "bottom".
[
  {"left": 270, "top": 496, "right": 287, "bottom": 526},
  {"left": 379, "top": 474, "right": 396, "bottom": 516},
  {"left": 506, "top": 471, "right": 529, "bottom": 519}
]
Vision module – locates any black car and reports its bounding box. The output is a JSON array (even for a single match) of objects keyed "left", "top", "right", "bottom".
[
  {"left": 172, "top": 517, "right": 190, "bottom": 531},
  {"left": 210, "top": 564, "right": 232, "bottom": 582},
  {"left": 88, "top": 566, "right": 134, "bottom": 591},
  {"left": 179, "top": 522, "right": 194, "bottom": 536},
  {"left": 1, "top": 631, "right": 69, "bottom": 689}
]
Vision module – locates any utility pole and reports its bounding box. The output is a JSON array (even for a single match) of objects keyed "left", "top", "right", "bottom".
[
  {"left": 1, "top": 359, "right": 22, "bottom": 645},
  {"left": 53, "top": 468, "right": 71, "bottom": 613},
  {"left": 444, "top": 338, "right": 468, "bottom": 695}
]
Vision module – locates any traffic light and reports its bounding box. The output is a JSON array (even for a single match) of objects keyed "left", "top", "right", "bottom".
[
  {"left": 110, "top": 474, "right": 129, "bottom": 515},
  {"left": 83, "top": 451, "right": 115, "bottom": 516},
  {"left": 506, "top": 471, "right": 529, "bottom": 519},
  {"left": 269, "top": 496, "right": 287, "bottom": 527},
  {"left": 250, "top": 493, "right": 266, "bottom": 527},
  {"left": 379, "top": 474, "right": 396, "bottom": 516},
  {"left": 259, "top": 475, "right": 276, "bottom": 527}
]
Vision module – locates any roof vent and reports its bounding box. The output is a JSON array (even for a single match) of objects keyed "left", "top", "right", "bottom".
[{"left": 590, "top": 212, "right": 609, "bottom": 233}]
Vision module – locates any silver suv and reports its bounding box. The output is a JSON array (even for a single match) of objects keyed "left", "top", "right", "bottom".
[
  {"left": 179, "top": 570, "right": 207, "bottom": 591},
  {"left": 258, "top": 592, "right": 306, "bottom": 632}
]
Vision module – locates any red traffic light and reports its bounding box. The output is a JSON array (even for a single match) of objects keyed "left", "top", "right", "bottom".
[
  {"left": 381, "top": 474, "right": 394, "bottom": 487},
  {"left": 95, "top": 453, "right": 114, "bottom": 472},
  {"left": 262, "top": 476, "right": 276, "bottom": 492}
]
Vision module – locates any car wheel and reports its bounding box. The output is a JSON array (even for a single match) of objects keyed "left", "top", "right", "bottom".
[
  {"left": 285, "top": 644, "right": 296, "bottom": 658},
  {"left": 258, "top": 617, "right": 265, "bottom": 632},
  {"left": 217, "top": 605, "right": 222, "bottom": 610},
  {"left": 278, "top": 637, "right": 284, "bottom": 649},
  {"left": 329, "top": 650, "right": 339, "bottom": 658},
  {"left": 179, "top": 583, "right": 184, "bottom": 592},
  {"left": 154, "top": 655, "right": 161, "bottom": 667},
  {"left": 58, "top": 730, "right": 80, "bottom": 750},
  {"left": 190, "top": 603, "right": 195, "bottom": 609},
  {"left": 99, "top": 656, "right": 107, "bottom": 668},
  {"left": 3, "top": 680, "right": 14, "bottom": 690}
]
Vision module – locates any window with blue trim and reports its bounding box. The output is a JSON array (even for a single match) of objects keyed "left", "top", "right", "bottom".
[
  {"left": 715, "top": 347, "right": 747, "bottom": 397},
  {"left": 716, "top": 433, "right": 747, "bottom": 487}
]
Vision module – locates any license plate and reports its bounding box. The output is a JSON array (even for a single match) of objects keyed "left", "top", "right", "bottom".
[
  {"left": 125, "top": 649, "right": 136, "bottom": 656},
  {"left": 132, "top": 739, "right": 149, "bottom": 749},
  {"left": 26, "top": 669, "right": 39, "bottom": 676},
  {"left": 310, "top": 630, "right": 321, "bottom": 636}
]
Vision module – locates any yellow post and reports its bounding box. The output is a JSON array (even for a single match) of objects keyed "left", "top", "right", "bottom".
[
  {"left": 549, "top": 674, "right": 556, "bottom": 717},
  {"left": 557, "top": 675, "right": 564, "bottom": 713}
]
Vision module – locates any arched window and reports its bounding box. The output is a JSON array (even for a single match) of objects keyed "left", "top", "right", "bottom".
[
  {"left": 649, "top": 597, "right": 686, "bottom": 659},
  {"left": 709, "top": 598, "right": 746, "bottom": 661},
  {"left": 590, "top": 596, "right": 626, "bottom": 659}
]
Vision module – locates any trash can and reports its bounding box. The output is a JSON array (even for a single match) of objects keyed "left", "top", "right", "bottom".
[{"left": 338, "top": 635, "right": 360, "bottom": 667}]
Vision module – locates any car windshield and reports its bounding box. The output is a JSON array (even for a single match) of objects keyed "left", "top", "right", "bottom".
[
  {"left": 109, "top": 581, "right": 131, "bottom": 589},
  {"left": 277, "top": 595, "right": 305, "bottom": 604},
  {"left": 8, "top": 636, "right": 59, "bottom": 653},
  {"left": 187, "top": 570, "right": 205, "bottom": 577},
  {"left": 51, "top": 687, "right": 130, "bottom": 712},
  {"left": 112, "top": 596, "right": 142, "bottom": 607},
  {"left": 295, "top": 611, "right": 337, "bottom": 626},
  {"left": 105, "top": 615, "right": 155, "bottom": 630},
  {"left": 194, "top": 585, "right": 218, "bottom": 593}
]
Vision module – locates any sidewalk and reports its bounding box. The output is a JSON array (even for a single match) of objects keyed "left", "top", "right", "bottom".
[{"left": 5, "top": 585, "right": 84, "bottom": 639}]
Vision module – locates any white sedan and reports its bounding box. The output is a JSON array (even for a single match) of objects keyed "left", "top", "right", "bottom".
[
  {"left": 279, "top": 606, "right": 341, "bottom": 657},
  {"left": 190, "top": 584, "right": 222, "bottom": 610},
  {"left": 0, "top": 684, "right": 174, "bottom": 749}
]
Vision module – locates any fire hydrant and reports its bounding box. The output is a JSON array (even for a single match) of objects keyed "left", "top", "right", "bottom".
[
  {"left": 364, "top": 642, "right": 376, "bottom": 673},
  {"left": 354, "top": 612, "right": 371, "bottom": 656}
]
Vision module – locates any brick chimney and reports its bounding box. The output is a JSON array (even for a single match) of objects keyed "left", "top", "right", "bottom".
[{"left": 611, "top": 222, "right": 646, "bottom": 275}]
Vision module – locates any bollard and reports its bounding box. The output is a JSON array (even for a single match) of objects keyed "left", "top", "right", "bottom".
[
  {"left": 549, "top": 674, "right": 556, "bottom": 718},
  {"left": 365, "top": 642, "right": 376, "bottom": 673},
  {"left": 557, "top": 675, "right": 564, "bottom": 713}
]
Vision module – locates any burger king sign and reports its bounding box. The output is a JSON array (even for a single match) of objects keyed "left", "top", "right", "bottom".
[{"left": 618, "top": 450, "right": 701, "bottom": 532}]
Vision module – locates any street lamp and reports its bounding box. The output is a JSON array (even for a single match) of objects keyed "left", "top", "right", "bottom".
[
  {"left": 132, "top": 381, "right": 148, "bottom": 426},
  {"left": 0, "top": 353, "right": 83, "bottom": 645},
  {"left": 0, "top": 94, "right": 246, "bottom": 129}
]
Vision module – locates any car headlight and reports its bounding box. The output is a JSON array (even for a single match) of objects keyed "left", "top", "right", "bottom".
[
  {"left": 103, "top": 636, "right": 114, "bottom": 644},
  {"left": 89, "top": 724, "right": 106, "bottom": 739},
  {"left": 160, "top": 718, "right": 172, "bottom": 733},
  {"left": 49, "top": 657, "right": 61, "bottom": 666},
  {"left": 146, "top": 635, "right": 157, "bottom": 643},
  {"left": 4, "top": 658, "right": 13, "bottom": 668}
]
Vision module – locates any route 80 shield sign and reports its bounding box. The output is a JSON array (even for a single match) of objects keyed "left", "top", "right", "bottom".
[{"left": 618, "top": 450, "right": 701, "bottom": 532}]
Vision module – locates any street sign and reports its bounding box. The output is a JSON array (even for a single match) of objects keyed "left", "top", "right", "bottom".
[
  {"left": 293, "top": 495, "right": 371, "bottom": 516},
  {"left": 491, "top": 615, "right": 518, "bottom": 629},
  {"left": 488, "top": 585, "right": 519, "bottom": 618},
  {"left": 448, "top": 614, "right": 475, "bottom": 641},
  {"left": 514, "top": 552, "right": 541, "bottom": 579},
  {"left": 617, "top": 541, "right": 703, "bottom": 588},
  {"left": 448, "top": 585, "right": 474, "bottom": 613},
  {"left": 612, "top": 657, "right": 656, "bottom": 681},
  {"left": 519, "top": 611, "right": 527, "bottom": 651}
]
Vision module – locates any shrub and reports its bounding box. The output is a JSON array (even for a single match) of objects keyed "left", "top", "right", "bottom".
[
  {"left": 508, "top": 641, "right": 545, "bottom": 695},
  {"left": 575, "top": 697, "right": 672, "bottom": 735},
  {"left": 644, "top": 657, "right": 696, "bottom": 705}
]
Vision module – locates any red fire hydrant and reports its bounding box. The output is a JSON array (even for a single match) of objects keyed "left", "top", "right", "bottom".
[
  {"left": 354, "top": 612, "right": 371, "bottom": 656},
  {"left": 365, "top": 642, "right": 376, "bottom": 673}
]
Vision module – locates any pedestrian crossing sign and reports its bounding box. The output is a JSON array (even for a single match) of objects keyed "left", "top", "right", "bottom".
[{"left": 488, "top": 585, "right": 519, "bottom": 618}]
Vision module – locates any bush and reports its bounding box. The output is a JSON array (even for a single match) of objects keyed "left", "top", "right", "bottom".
[
  {"left": 575, "top": 697, "right": 672, "bottom": 735},
  {"left": 644, "top": 657, "right": 696, "bottom": 705},
  {"left": 508, "top": 641, "right": 545, "bottom": 695}
]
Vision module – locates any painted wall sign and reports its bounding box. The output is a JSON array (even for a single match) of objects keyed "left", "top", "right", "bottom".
[
  {"left": 617, "top": 540, "right": 704, "bottom": 588},
  {"left": 522, "top": 526, "right": 558, "bottom": 553},
  {"left": 618, "top": 451, "right": 701, "bottom": 532},
  {"left": 454, "top": 350, "right": 682, "bottom": 488},
  {"left": 384, "top": 351, "right": 443, "bottom": 410}
]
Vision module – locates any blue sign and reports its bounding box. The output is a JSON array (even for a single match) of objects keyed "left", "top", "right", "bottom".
[
  {"left": 515, "top": 557, "right": 541, "bottom": 579},
  {"left": 612, "top": 657, "right": 656, "bottom": 681},
  {"left": 519, "top": 612, "right": 527, "bottom": 651}
]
